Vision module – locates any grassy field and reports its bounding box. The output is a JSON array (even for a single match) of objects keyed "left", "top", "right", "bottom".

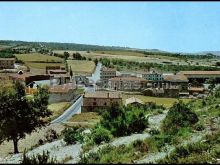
[
  {"left": 15, "top": 53, "right": 64, "bottom": 63},
  {"left": 0, "top": 45, "right": 12, "bottom": 50},
  {"left": 68, "top": 112, "right": 101, "bottom": 123},
  {"left": 94, "top": 50, "right": 180, "bottom": 60},
  {"left": 122, "top": 94, "right": 191, "bottom": 108},
  {"left": 67, "top": 60, "right": 95, "bottom": 75},
  {"left": 47, "top": 102, "right": 71, "bottom": 121},
  {"left": 15, "top": 53, "right": 64, "bottom": 70},
  {"left": 25, "top": 62, "right": 64, "bottom": 69}
]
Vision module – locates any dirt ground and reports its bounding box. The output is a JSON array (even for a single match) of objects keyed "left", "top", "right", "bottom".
[{"left": 0, "top": 123, "right": 65, "bottom": 158}]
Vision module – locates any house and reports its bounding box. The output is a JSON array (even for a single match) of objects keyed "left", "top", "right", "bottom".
[
  {"left": 0, "top": 58, "right": 15, "bottom": 69},
  {"left": 9, "top": 72, "right": 51, "bottom": 86},
  {"left": 108, "top": 76, "right": 145, "bottom": 91},
  {"left": 142, "top": 71, "right": 163, "bottom": 82},
  {"left": 48, "top": 83, "right": 76, "bottom": 103},
  {"left": 188, "top": 87, "right": 205, "bottom": 96},
  {"left": 74, "top": 75, "right": 89, "bottom": 85},
  {"left": 177, "top": 71, "right": 220, "bottom": 83},
  {"left": 100, "top": 67, "right": 117, "bottom": 88},
  {"left": 46, "top": 66, "right": 66, "bottom": 74},
  {"left": 125, "top": 97, "right": 144, "bottom": 106},
  {"left": 82, "top": 91, "right": 122, "bottom": 112}
]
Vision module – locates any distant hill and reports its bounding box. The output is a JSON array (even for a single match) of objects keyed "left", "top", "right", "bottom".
[
  {"left": 201, "top": 51, "right": 220, "bottom": 56},
  {"left": 0, "top": 40, "right": 165, "bottom": 52}
]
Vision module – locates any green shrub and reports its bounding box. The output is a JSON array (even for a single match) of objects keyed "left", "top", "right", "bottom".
[
  {"left": 62, "top": 126, "right": 84, "bottom": 145},
  {"left": 22, "top": 150, "right": 57, "bottom": 164},
  {"left": 162, "top": 101, "right": 198, "bottom": 135},
  {"left": 193, "top": 122, "right": 205, "bottom": 131},
  {"left": 92, "top": 126, "right": 113, "bottom": 144},
  {"left": 99, "top": 102, "right": 148, "bottom": 137},
  {"left": 149, "top": 128, "right": 160, "bottom": 135}
]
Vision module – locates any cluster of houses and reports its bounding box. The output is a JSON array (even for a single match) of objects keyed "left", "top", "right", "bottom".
[
  {"left": 1, "top": 57, "right": 220, "bottom": 113},
  {"left": 97, "top": 66, "right": 220, "bottom": 98}
]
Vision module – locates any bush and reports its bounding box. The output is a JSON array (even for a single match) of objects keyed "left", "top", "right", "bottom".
[
  {"left": 193, "top": 123, "right": 205, "bottom": 131},
  {"left": 62, "top": 126, "right": 84, "bottom": 145},
  {"left": 45, "top": 129, "right": 58, "bottom": 142},
  {"left": 149, "top": 128, "right": 160, "bottom": 135},
  {"left": 162, "top": 101, "right": 198, "bottom": 135},
  {"left": 92, "top": 126, "right": 113, "bottom": 145},
  {"left": 22, "top": 150, "right": 57, "bottom": 164},
  {"left": 99, "top": 103, "right": 148, "bottom": 137}
]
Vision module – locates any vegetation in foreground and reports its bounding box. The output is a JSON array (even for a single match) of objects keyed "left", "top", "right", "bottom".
[{"left": 0, "top": 81, "right": 52, "bottom": 153}]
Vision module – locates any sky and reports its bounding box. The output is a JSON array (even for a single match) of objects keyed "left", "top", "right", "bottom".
[{"left": 0, "top": 2, "right": 220, "bottom": 52}]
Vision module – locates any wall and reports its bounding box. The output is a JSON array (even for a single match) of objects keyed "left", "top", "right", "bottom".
[{"left": 48, "top": 90, "right": 75, "bottom": 103}]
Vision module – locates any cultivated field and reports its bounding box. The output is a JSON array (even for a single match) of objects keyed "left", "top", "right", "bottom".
[
  {"left": 15, "top": 53, "right": 64, "bottom": 63},
  {"left": 122, "top": 94, "right": 191, "bottom": 108},
  {"left": 67, "top": 60, "right": 95, "bottom": 75},
  {"left": 15, "top": 53, "right": 64, "bottom": 70}
]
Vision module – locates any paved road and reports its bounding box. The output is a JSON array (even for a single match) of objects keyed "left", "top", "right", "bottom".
[
  {"left": 50, "top": 96, "right": 83, "bottom": 124},
  {"left": 87, "top": 62, "right": 102, "bottom": 84}
]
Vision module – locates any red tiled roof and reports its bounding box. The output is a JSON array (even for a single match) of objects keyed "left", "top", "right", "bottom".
[
  {"left": 178, "top": 71, "right": 220, "bottom": 75},
  {"left": 109, "top": 76, "right": 144, "bottom": 81},
  {"left": 163, "top": 74, "right": 188, "bottom": 82},
  {"left": 49, "top": 83, "right": 75, "bottom": 93},
  {"left": 101, "top": 67, "right": 116, "bottom": 72},
  {"left": 188, "top": 87, "right": 205, "bottom": 92},
  {"left": 0, "top": 58, "right": 15, "bottom": 61},
  {"left": 84, "top": 91, "right": 121, "bottom": 99}
]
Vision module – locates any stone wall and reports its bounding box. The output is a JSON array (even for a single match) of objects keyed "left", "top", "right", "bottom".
[{"left": 48, "top": 90, "right": 75, "bottom": 104}]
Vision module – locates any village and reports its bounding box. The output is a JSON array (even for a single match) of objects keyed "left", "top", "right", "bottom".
[{"left": 1, "top": 56, "right": 219, "bottom": 114}]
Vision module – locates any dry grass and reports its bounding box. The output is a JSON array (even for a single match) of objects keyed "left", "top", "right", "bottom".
[
  {"left": 47, "top": 102, "right": 71, "bottom": 121},
  {"left": 68, "top": 112, "right": 101, "bottom": 123},
  {"left": 67, "top": 60, "right": 95, "bottom": 75},
  {"left": 0, "top": 123, "right": 65, "bottom": 158},
  {"left": 15, "top": 53, "right": 64, "bottom": 63},
  {"left": 122, "top": 94, "right": 191, "bottom": 108},
  {"left": 26, "top": 62, "right": 64, "bottom": 69}
]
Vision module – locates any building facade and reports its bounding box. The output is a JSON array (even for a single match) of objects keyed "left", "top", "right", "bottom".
[
  {"left": 0, "top": 58, "right": 15, "bottom": 69},
  {"left": 100, "top": 67, "right": 117, "bottom": 88},
  {"left": 177, "top": 71, "right": 220, "bottom": 83},
  {"left": 82, "top": 91, "right": 122, "bottom": 112},
  {"left": 142, "top": 71, "right": 163, "bottom": 82},
  {"left": 108, "top": 76, "right": 144, "bottom": 91}
]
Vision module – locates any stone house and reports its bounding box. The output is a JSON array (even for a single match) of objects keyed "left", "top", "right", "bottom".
[
  {"left": 108, "top": 76, "right": 145, "bottom": 91},
  {"left": 82, "top": 91, "right": 122, "bottom": 112},
  {"left": 0, "top": 58, "right": 15, "bottom": 69},
  {"left": 100, "top": 67, "right": 117, "bottom": 88}
]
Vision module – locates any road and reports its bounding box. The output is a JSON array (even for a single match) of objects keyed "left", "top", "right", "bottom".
[
  {"left": 50, "top": 96, "right": 83, "bottom": 124},
  {"left": 50, "top": 63, "right": 102, "bottom": 124}
]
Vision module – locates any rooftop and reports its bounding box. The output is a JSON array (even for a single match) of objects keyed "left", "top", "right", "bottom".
[
  {"left": 188, "top": 87, "right": 205, "bottom": 92},
  {"left": 84, "top": 91, "right": 121, "bottom": 99},
  {"left": 163, "top": 74, "right": 188, "bottom": 82},
  {"left": 125, "top": 97, "right": 144, "bottom": 106},
  {"left": 101, "top": 67, "right": 116, "bottom": 72},
  {"left": 49, "top": 83, "right": 75, "bottom": 93},
  {"left": 178, "top": 71, "right": 220, "bottom": 75},
  {"left": 109, "top": 76, "right": 144, "bottom": 81},
  {"left": 0, "top": 58, "right": 15, "bottom": 61}
]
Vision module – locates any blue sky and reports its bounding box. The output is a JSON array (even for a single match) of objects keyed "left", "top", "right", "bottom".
[{"left": 0, "top": 2, "right": 220, "bottom": 52}]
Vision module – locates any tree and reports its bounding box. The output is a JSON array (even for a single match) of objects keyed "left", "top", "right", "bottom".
[
  {"left": 64, "top": 51, "right": 70, "bottom": 60},
  {"left": 70, "top": 66, "right": 73, "bottom": 78},
  {"left": 162, "top": 101, "right": 198, "bottom": 134},
  {"left": 94, "top": 58, "right": 98, "bottom": 66},
  {"left": 65, "top": 61, "right": 69, "bottom": 72},
  {"left": 0, "top": 82, "right": 52, "bottom": 153}
]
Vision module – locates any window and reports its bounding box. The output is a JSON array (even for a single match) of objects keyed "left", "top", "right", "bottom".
[
  {"left": 93, "top": 102, "right": 96, "bottom": 106},
  {"left": 104, "top": 102, "right": 107, "bottom": 106}
]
